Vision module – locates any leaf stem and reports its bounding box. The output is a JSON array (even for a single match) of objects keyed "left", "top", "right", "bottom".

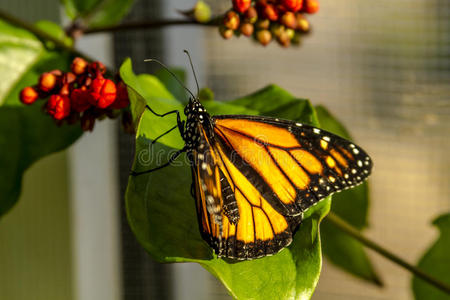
[{"left": 327, "top": 212, "right": 450, "bottom": 295}]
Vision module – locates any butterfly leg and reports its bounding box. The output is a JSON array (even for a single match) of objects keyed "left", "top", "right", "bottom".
[
  {"left": 131, "top": 105, "right": 187, "bottom": 175},
  {"left": 130, "top": 146, "right": 187, "bottom": 176},
  {"left": 144, "top": 105, "right": 185, "bottom": 137}
]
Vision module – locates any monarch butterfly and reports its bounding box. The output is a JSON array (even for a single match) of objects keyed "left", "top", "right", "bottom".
[{"left": 132, "top": 52, "right": 372, "bottom": 260}]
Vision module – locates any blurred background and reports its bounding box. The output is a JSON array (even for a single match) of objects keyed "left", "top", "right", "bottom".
[{"left": 0, "top": 0, "right": 449, "bottom": 299}]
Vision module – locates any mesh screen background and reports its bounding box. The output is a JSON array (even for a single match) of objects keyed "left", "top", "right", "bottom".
[{"left": 114, "top": 0, "right": 450, "bottom": 299}]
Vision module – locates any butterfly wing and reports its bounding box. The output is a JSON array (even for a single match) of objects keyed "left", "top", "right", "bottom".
[
  {"left": 192, "top": 123, "right": 302, "bottom": 260},
  {"left": 192, "top": 115, "right": 372, "bottom": 260},
  {"left": 212, "top": 115, "right": 372, "bottom": 213}
]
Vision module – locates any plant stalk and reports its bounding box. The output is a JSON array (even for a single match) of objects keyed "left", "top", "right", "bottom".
[
  {"left": 84, "top": 18, "right": 220, "bottom": 35},
  {"left": 327, "top": 212, "right": 450, "bottom": 295}
]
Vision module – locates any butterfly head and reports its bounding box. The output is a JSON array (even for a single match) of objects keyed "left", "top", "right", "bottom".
[{"left": 184, "top": 97, "right": 209, "bottom": 124}]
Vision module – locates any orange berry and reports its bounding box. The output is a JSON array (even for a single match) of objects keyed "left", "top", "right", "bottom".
[
  {"left": 38, "top": 72, "right": 58, "bottom": 92},
  {"left": 71, "top": 57, "right": 88, "bottom": 75},
  {"left": 223, "top": 10, "right": 240, "bottom": 30},
  {"left": 277, "top": 31, "right": 291, "bottom": 47},
  {"left": 20, "top": 86, "right": 39, "bottom": 105},
  {"left": 296, "top": 14, "right": 310, "bottom": 31},
  {"left": 219, "top": 26, "right": 234, "bottom": 39},
  {"left": 262, "top": 4, "right": 279, "bottom": 21},
  {"left": 281, "top": 12, "right": 297, "bottom": 29},
  {"left": 63, "top": 72, "right": 76, "bottom": 85},
  {"left": 280, "top": 0, "right": 303, "bottom": 12},
  {"left": 304, "top": 0, "right": 319, "bottom": 14},
  {"left": 240, "top": 22, "right": 254, "bottom": 37},
  {"left": 256, "top": 29, "right": 272, "bottom": 46},
  {"left": 60, "top": 83, "right": 70, "bottom": 96}
]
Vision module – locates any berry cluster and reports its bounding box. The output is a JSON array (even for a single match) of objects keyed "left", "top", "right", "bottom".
[
  {"left": 220, "top": 0, "right": 319, "bottom": 47},
  {"left": 20, "top": 57, "right": 130, "bottom": 131}
]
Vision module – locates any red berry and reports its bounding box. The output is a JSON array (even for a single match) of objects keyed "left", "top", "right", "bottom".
[
  {"left": 89, "top": 75, "right": 117, "bottom": 109},
  {"left": 232, "top": 0, "right": 251, "bottom": 14},
  {"left": 223, "top": 10, "right": 240, "bottom": 30},
  {"left": 38, "top": 72, "right": 58, "bottom": 92},
  {"left": 71, "top": 88, "right": 93, "bottom": 112},
  {"left": 280, "top": 0, "right": 303, "bottom": 12},
  {"left": 47, "top": 94, "right": 71, "bottom": 120},
  {"left": 110, "top": 81, "right": 130, "bottom": 110},
  {"left": 88, "top": 61, "right": 106, "bottom": 76},
  {"left": 304, "top": 0, "right": 319, "bottom": 14},
  {"left": 71, "top": 57, "right": 88, "bottom": 75},
  {"left": 20, "top": 86, "right": 39, "bottom": 105},
  {"left": 262, "top": 4, "right": 279, "bottom": 21}
]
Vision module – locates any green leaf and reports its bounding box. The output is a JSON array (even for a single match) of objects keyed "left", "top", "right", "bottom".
[
  {"left": 154, "top": 67, "right": 188, "bottom": 104},
  {"left": 61, "top": 0, "right": 135, "bottom": 28},
  {"left": 315, "top": 105, "right": 382, "bottom": 285},
  {"left": 0, "top": 19, "right": 43, "bottom": 106},
  {"left": 0, "top": 22, "right": 83, "bottom": 217},
  {"left": 412, "top": 213, "right": 450, "bottom": 300},
  {"left": 122, "top": 59, "right": 331, "bottom": 299},
  {"left": 35, "top": 20, "right": 73, "bottom": 48}
]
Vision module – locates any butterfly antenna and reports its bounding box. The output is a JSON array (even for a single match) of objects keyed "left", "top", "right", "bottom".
[
  {"left": 144, "top": 58, "right": 196, "bottom": 99},
  {"left": 183, "top": 50, "right": 200, "bottom": 96}
]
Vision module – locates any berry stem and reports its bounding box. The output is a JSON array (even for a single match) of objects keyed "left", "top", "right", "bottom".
[{"left": 327, "top": 212, "right": 450, "bottom": 294}]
